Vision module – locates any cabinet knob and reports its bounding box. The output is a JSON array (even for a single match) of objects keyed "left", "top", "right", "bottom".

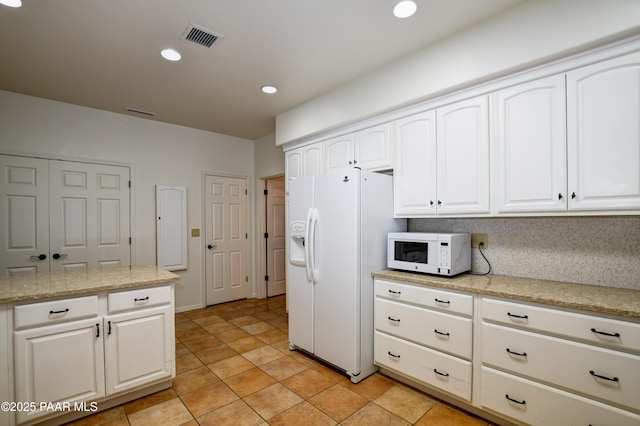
[
  {"left": 571, "top": 192, "right": 576, "bottom": 199},
  {"left": 429, "top": 200, "right": 434, "bottom": 206},
  {"left": 437, "top": 200, "right": 442, "bottom": 205},
  {"left": 558, "top": 193, "right": 563, "bottom": 200}
]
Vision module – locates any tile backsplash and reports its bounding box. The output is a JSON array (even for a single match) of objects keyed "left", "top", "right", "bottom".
[{"left": 409, "top": 216, "right": 640, "bottom": 290}]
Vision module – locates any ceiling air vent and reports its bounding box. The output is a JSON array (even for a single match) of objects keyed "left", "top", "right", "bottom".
[{"left": 181, "top": 23, "right": 224, "bottom": 48}]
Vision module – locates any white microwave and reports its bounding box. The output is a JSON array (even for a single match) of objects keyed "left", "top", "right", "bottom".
[{"left": 387, "top": 232, "right": 471, "bottom": 276}]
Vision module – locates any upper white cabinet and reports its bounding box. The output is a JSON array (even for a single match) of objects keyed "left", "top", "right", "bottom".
[
  {"left": 394, "top": 110, "right": 437, "bottom": 216},
  {"left": 394, "top": 96, "right": 489, "bottom": 217},
  {"left": 284, "top": 142, "right": 323, "bottom": 192},
  {"left": 325, "top": 123, "right": 393, "bottom": 172},
  {"left": 494, "top": 75, "right": 567, "bottom": 213},
  {"left": 436, "top": 96, "right": 490, "bottom": 215},
  {"left": 566, "top": 51, "right": 640, "bottom": 211}
]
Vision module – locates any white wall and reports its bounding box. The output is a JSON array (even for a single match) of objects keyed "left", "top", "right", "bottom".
[
  {"left": 276, "top": 0, "right": 640, "bottom": 145},
  {"left": 0, "top": 90, "right": 255, "bottom": 311}
]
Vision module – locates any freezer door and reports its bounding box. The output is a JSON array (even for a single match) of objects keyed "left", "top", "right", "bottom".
[
  {"left": 312, "top": 169, "right": 360, "bottom": 374},
  {"left": 287, "top": 177, "right": 315, "bottom": 353}
]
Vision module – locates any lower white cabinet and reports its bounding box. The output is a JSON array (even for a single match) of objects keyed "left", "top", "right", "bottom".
[
  {"left": 11, "top": 284, "right": 174, "bottom": 425},
  {"left": 374, "top": 278, "right": 473, "bottom": 402},
  {"left": 373, "top": 276, "right": 640, "bottom": 426},
  {"left": 481, "top": 366, "right": 640, "bottom": 426},
  {"left": 14, "top": 318, "right": 105, "bottom": 425},
  {"left": 480, "top": 297, "right": 640, "bottom": 425}
]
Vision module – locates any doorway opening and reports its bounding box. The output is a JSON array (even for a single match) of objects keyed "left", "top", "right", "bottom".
[{"left": 262, "top": 175, "right": 286, "bottom": 298}]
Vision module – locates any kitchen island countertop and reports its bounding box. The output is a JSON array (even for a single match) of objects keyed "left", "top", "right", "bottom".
[
  {"left": 0, "top": 265, "right": 180, "bottom": 304},
  {"left": 372, "top": 269, "right": 640, "bottom": 319}
]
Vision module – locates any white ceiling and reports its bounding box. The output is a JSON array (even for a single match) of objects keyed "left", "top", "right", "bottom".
[{"left": 0, "top": 0, "right": 525, "bottom": 140}]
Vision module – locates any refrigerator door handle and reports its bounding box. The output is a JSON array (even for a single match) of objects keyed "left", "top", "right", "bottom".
[
  {"left": 305, "top": 208, "right": 313, "bottom": 282},
  {"left": 309, "top": 208, "right": 319, "bottom": 283}
]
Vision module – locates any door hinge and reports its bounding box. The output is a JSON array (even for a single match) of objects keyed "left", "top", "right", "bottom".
[
  {"left": 263, "top": 189, "right": 268, "bottom": 195},
  {"left": 129, "top": 237, "right": 132, "bottom": 245},
  {"left": 265, "top": 275, "right": 269, "bottom": 282},
  {"left": 246, "top": 276, "right": 249, "bottom": 282},
  {"left": 128, "top": 180, "right": 131, "bottom": 188},
  {"left": 264, "top": 232, "right": 268, "bottom": 239},
  {"left": 246, "top": 233, "right": 248, "bottom": 239},
  {"left": 245, "top": 189, "right": 248, "bottom": 195}
]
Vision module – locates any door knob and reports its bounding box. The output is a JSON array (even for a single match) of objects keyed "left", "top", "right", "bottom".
[
  {"left": 207, "top": 244, "right": 217, "bottom": 250},
  {"left": 52, "top": 253, "right": 68, "bottom": 260},
  {"left": 30, "top": 254, "right": 47, "bottom": 261}
]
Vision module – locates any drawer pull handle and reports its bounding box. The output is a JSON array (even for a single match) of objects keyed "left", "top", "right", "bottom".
[
  {"left": 590, "top": 328, "right": 620, "bottom": 338},
  {"left": 589, "top": 370, "right": 619, "bottom": 382},
  {"left": 433, "top": 369, "right": 449, "bottom": 377},
  {"left": 506, "top": 348, "right": 527, "bottom": 357},
  {"left": 434, "top": 329, "right": 450, "bottom": 336},
  {"left": 387, "top": 351, "right": 400, "bottom": 359},
  {"left": 49, "top": 308, "right": 69, "bottom": 315},
  {"left": 96, "top": 323, "right": 100, "bottom": 338},
  {"left": 507, "top": 312, "right": 528, "bottom": 320},
  {"left": 134, "top": 296, "right": 150, "bottom": 302},
  {"left": 388, "top": 290, "right": 401, "bottom": 295},
  {"left": 387, "top": 316, "right": 401, "bottom": 323},
  {"left": 434, "top": 298, "right": 450, "bottom": 305},
  {"left": 108, "top": 320, "right": 112, "bottom": 335},
  {"left": 505, "top": 395, "right": 526, "bottom": 405}
]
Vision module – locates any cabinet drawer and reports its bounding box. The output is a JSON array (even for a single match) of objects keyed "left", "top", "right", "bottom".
[
  {"left": 375, "top": 279, "right": 472, "bottom": 316},
  {"left": 482, "top": 322, "right": 640, "bottom": 411},
  {"left": 14, "top": 295, "right": 99, "bottom": 330},
  {"left": 108, "top": 285, "right": 172, "bottom": 314},
  {"left": 481, "top": 366, "right": 640, "bottom": 426},
  {"left": 375, "top": 298, "right": 472, "bottom": 359},
  {"left": 482, "top": 297, "right": 640, "bottom": 353},
  {"left": 375, "top": 331, "right": 471, "bottom": 401}
]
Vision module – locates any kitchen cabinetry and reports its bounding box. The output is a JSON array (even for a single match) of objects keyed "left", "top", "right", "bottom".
[
  {"left": 104, "top": 286, "right": 174, "bottom": 395},
  {"left": 373, "top": 278, "right": 473, "bottom": 401},
  {"left": 393, "top": 96, "right": 489, "bottom": 217},
  {"left": 324, "top": 123, "right": 393, "bottom": 173},
  {"left": 494, "top": 75, "right": 567, "bottom": 213},
  {"left": 566, "top": 50, "right": 640, "bottom": 211},
  {"left": 480, "top": 297, "right": 640, "bottom": 425},
  {"left": 284, "top": 142, "right": 323, "bottom": 193},
  {"left": 11, "top": 284, "right": 174, "bottom": 425},
  {"left": 393, "top": 111, "right": 437, "bottom": 216}
]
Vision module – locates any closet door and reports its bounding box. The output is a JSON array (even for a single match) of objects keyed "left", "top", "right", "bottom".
[
  {"left": 49, "top": 161, "right": 131, "bottom": 272},
  {"left": 0, "top": 155, "right": 50, "bottom": 276}
]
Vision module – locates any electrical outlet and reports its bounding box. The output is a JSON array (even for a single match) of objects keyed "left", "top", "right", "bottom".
[
  {"left": 471, "top": 233, "right": 488, "bottom": 248},
  {"left": 191, "top": 228, "right": 200, "bottom": 237}
]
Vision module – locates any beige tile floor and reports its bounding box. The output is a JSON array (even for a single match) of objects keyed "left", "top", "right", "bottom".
[{"left": 66, "top": 295, "right": 493, "bottom": 425}]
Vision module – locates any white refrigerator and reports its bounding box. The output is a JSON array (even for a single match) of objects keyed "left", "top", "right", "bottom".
[{"left": 287, "top": 168, "right": 405, "bottom": 383}]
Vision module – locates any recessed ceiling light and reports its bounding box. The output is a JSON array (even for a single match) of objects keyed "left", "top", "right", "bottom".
[
  {"left": 0, "top": 0, "right": 22, "bottom": 7},
  {"left": 393, "top": 0, "right": 417, "bottom": 18},
  {"left": 160, "top": 48, "right": 182, "bottom": 62},
  {"left": 261, "top": 85, "right": 278, "bottom": 94}
]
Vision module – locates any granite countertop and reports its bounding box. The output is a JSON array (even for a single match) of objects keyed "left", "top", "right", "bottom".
[
  {"left": 0, "top": 265, "right": 180, "bottom": 304},
  {"left": 372, "top": 269, "right": 640, "bottom": 319}
]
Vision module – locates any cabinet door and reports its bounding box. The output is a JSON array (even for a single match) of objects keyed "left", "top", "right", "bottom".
[
  {"left": 0, "top": 155, "right": 50, "bottom": 276},
  {"left": 14, "top": 318, "right": 105, "bottom": 424},
  {"left": 394, "top": 111, "right": 437, "bottom": 217},
  {"left": 495, "top": 75, "right": 567, "bottom": 213},
  {"left": 355, "top": 123, "right": 392, "bottom": 170},
  {"left": 285, "top": 143, "right": 324, "bottom": 193},
  {"left": 567, "top": 51, "right": 640, "bottom": 211},
  {"left": 104, "top": 306, "right": 174, "bottom": 396},
  {"left": 436, "top": 96, "right": 490, "bottom": 215},
  {"left": 325, "top": 134, "right": 354, "bottom": 173}
]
